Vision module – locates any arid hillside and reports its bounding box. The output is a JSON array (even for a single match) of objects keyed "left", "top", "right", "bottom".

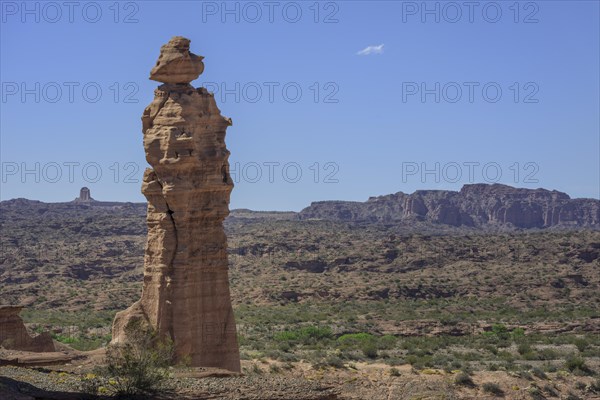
[{"left": 1, "top": 197, "right": 598, "bottom": 334}]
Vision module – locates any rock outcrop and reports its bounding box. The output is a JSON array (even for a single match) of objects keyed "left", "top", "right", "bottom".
[
  {"left": 149, "top": 36, "right": 205, "bottom": 84},
  {"left": 112, "top": 37, "right": 240, "bottom": 372},
  {"left": 299, "top": 184, "right": 600, "bottom": 229},
  {"left": 73, "top": 187, "right": 95, "bottom": 202},
  {"left": 0, "top": 306, "right": 55, "bottom": 352}
]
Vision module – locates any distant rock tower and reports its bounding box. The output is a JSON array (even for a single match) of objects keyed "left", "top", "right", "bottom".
[
  {"left": 111, "top": 37, "right": 241, "bottom": 372},
  {"left": 74, "top": 187, "right": 94, "bottom": 202},
  {"left": 79, "top": 187, "right": 91, "bottom": 201}
]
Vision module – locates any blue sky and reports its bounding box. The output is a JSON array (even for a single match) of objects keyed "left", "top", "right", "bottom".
[{"left": 1, "top": 0, "right": 598, "bottom": 210}]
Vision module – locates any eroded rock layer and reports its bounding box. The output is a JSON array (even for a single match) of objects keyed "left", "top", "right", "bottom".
[
  {"left": 0, "top": 306, "right": 55, "bottom": 352},
  {"left": 112, "top": 37, "right": 240, "bottom": 372},
  {"left": 299, "top": 184, "right": 600, "bottom": 229}
]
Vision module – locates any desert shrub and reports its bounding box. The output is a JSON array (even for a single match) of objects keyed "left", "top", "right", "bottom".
[
  {"left": 326, "top": 356, "right": 346, "bottom": 368},
  {"left": 564, "top": 393, "right": 581, "bottom": 400},
  {"left": 362, "top": 342, "right": 378, "bottom": 359},
  {"left": 52, "top": 334, "right": 77, "bottom": 344},
  {"left": 565, "top": 356, "right": 592, "bottom": 375},
  {"left": 517, "top": 370, "right": 534, "bottom": 381},
  {"left": 405, "top": 354, "right": 434, "bottom": 370},
  {"left": 384, "top": 357, "right": 404, "bottom": 366},
  {"left": 542, "top": 383, "right": 558, "bottom": 397},
  {"left": 431, "top": 353, "right": 452, "bottom": 367},
  {"left": 378, "top": 335, "right": 397, "bottom": 349},
  {"left": 389, "top": 367, "right": 401, "bottom": 376},
  {"left": 573, "top": 338, "right": 589, "bottom": 353},
  {"left": 454, "top": 372, "right": 475, "bottom": 387},
  {"left": 98, "top": 320, "right": 174, "bottom": 397},
  {"left": 454, "top": 350, "right": 483, "bottom": 362},
  {"left": 518, "top": 342, "right": 532, "bottom": 355},
  {"left": 498, "top": 350, "right": 514, "bottom": 362},
  {"left": 491, "top": 324, "right": 510, "bottom": 340},
  {"left": 512, "top": 328, "right": 526, "bottom": 339},
  {"left": 574, "top": 381, "right": 586, "bottom": 390},
  {"left": 542, "top": 363, "right": 557, "bottom": 373},
  {"left": 248, "top": 363, "right": 263, "bottom": 374},
  {"left": 282, "top": 362, "right": 294, "bottom": 371},
  {"left": 482, "top": 382, "right": 503, "bottom": 396},
  {"left": 536, "top": 348, "right": 560, "bottom": 360},
  {"left": 337, "top": 332, "right": 383, "bottom": 359},
  {"left": 531, "top": 367, "right": 547, "bottom": 379},
  {"left": 274, "top": 326, "right": 332, "bottom": 346},
  {"left": 313, "top": 355, "right": 345, "bottom": 369},
  {"left": 482, "top": 344, "right": 499, "bottom": 355},
  {"left": 79, "top": 373, "right": 104, "bottom": 397},
  {"left": 269, "top": 363, "right": 281, "bottom": 373},
  {"left": 528, "top": 385, "right": 544, "bottom": 400},
  {"left": 589, "top": 378, "right": 600, "bottom": 394},
  {"left": 337, "top": 333, "right": 375, "bottom": 349}
]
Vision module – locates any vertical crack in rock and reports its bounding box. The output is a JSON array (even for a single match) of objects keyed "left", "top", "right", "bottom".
[
  {"left": 155, "top": 177, "right": 177, "bottom": 342},
  {"left": 111, "top": 36, "right": 241, "bottom": 372},
  {"left": 154, "top": 177, "right": 178, "bottom": 274}
]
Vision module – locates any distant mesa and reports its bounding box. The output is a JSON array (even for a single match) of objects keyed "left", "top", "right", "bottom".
[
  {"left": 73, "top": 187, "right": 95, "bottom": 203},
  {"left": 298, "top": 183, "right": 600, "bottom": 229},
  {"left": 2, "top": 183, "right": 597, "bottom": 231}
]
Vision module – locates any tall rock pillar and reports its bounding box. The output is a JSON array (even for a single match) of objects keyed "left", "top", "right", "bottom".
[{"left": 112, "top": 36, "right": 240, "bottom": 372}]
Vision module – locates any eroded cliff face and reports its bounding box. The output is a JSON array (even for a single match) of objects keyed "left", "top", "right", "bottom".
[
  {"left": 299, "top": 184, "right": 600, "bottom": 229},
  {"left": 112, "top": 37, "right": 240, "bottom": 372}
]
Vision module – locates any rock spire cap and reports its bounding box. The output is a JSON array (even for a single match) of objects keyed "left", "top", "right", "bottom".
[{"left": 150, "top": 36, "right": 204, "bottom": 84}]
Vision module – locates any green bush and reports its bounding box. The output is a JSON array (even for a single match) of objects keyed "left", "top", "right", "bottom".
[
  {"left": 97, "top": 320, "right": 174, "bottom": 397},
  {"left": 378, "top": 335, "right": 397, "bottom": 349},
  {"left": 573, "top": 338, "right": 589, "bottom": 353},
  {"left": 274, "top": 326, "right": 333, "bottom": 346},
  {"left": 518, "top": 342, "right": 532, "bottom": 355},
  {"left": 565, "top": 356, "right": 592, "bottom": 375},
  {"left": 491, "top": 324, "right": 510, "bottom": 340},
  {"left": 337, "top": 332, "right": 386, "bottom": 359},
  {"left": 512, "top": 328, "right": 526, "bottom": 339},
  {"left": 337, "top": 333, "right": 375, "bottom": 348}
]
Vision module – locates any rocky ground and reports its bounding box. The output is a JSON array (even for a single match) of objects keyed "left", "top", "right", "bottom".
[{"left": 1, "top": 356, "right": 600, "bottom": 399}]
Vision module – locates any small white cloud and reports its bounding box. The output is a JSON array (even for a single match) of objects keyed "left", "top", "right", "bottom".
[{"left": 356, "top": 44, "right": 384, "bottom": 56}]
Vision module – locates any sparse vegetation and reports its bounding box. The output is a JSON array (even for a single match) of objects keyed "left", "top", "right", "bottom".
[
  {"left": 91, "top": 320, "right": 174, "bottom": 397},
  {"left": 482, "top": 382, "right": 504, "bottom": 396},
  {"left": 454, "top": 372, "right": 475, "bottom": 387},
  {"left": 565, "top": 356, "right": 593, "bottom": 375}
]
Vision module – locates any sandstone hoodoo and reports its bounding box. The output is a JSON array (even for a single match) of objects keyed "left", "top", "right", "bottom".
[{"left": 111, "top": 36, "right": 240, "bottom": 372}]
